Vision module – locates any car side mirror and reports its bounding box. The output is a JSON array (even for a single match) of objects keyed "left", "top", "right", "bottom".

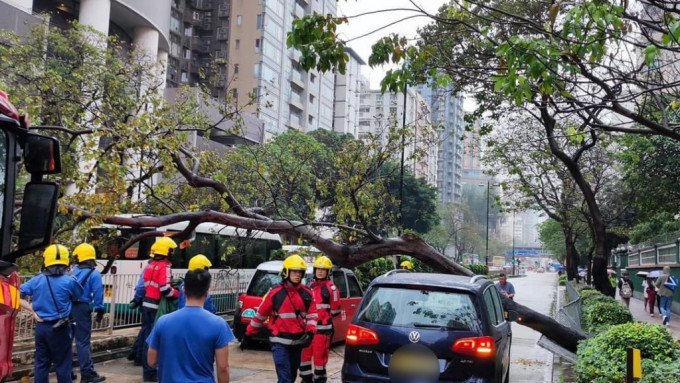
[
  {"left": 24, "top": 132, "right": 62, "bottom": 174},
  {"left": 505, "top": 310, "right": 521, "bottom": 322},
  {"left": 17, "top": 182, "right": 59, "bottom": 251}
]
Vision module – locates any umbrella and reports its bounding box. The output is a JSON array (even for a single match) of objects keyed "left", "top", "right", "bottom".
[
  {"left": 648, "top": 270, "right": 663, "bottom": 278},
  {"left": 636, "top": 271, "right": 648, "bottom": 277},
  {"left": 607, "top": 269, "right": 617, "bottom": 275}
]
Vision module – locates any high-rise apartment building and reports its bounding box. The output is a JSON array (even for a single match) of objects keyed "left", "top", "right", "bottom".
[
  {"left": 415, "top": 85, "right": 465, "bottom": 203},
  {"left": 462, "top": 118, "right": 484, "bottom": 183},
  {"left": 226, "top": 0, "right": 337, "bottom": 137},
  {"left": 357, "top": 88, "right": 437, "bottom": 185},
  {"left": 333, "top": 47, "right": 367, "bottom": 138}
]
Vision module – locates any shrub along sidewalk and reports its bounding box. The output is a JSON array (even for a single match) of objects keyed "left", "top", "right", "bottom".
[{"left": 574, "top": 287, "right": 680, "bottom": 383}]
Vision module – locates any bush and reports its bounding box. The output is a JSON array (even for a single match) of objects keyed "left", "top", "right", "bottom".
[
  {"left": 558, "top": 275, "right": 567, "bottom": 286},
  {"left": 641, "top": 357, "right": 680, "bottom": 383},
  {"left": 464, "top": 264, "right": 488, "bottom": 275},
  {"left": 576, "top": 322, "right": 679, "bottom": 383},
  {"left": 353, "top": 258, "right": 395, "bottom": 288},
  {"left": 580, "top": 288, "right": 604, "bottom": 301},
  {"left": 581, "top": 300, "right": 633, "bottom": 334}
]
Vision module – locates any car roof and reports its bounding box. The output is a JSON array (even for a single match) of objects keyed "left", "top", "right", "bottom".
[
  {"left": 369, "top": 271, "right": 491, "bottom": 293},
  {"left": 255, "top": 260, "right": 355, "bottom": 275}
]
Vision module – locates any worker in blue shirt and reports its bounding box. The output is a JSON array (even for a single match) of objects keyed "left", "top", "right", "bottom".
[
  {"left": 178, "top": 254, "right": 217, "bottom": 313},
  {"left": 71, "top": 243, "right": 106, "bottom": 383},
  {"left": 19, "top": 244, "right": 83, "bottom": 383}
]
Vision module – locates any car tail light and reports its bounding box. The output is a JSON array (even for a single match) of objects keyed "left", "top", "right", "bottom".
[
  {"left": 346, "top": 324, "right": 379, "bottom": 345},
  {"left": 452, "top": 336, "right": 495, "bottom": 357}
]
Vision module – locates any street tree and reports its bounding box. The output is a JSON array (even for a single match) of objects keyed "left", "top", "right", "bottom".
[
  {"left": 287, "top": 0, "right": 680, "bottom": 295},
  {"left": 1, "top": 23, "right": 586, "bottom": 351}
]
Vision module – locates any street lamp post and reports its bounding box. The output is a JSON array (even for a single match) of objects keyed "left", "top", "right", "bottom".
[
  {"left": 511, "top": 211, "right": 516, "bottom": 276},
  {"left": 485, "top": 180, "right": 490, "bottom": 267}
]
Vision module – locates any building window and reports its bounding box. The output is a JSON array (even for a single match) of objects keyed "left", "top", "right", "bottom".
[
  {"left": 310, "top": 73, "right": 316, "bottom": 83},
  {"left": 308, "top": 115, "right": 314, "bottom": 125},
  {"left": 231, "top": 89, "right": 238, "bottom": 101},
  {"left": 181, "top": 71, "right": 188, "bottom": 82},
  {"left": 235, "top": 39, "right": 240, "bottom": 50},
  {"left": 255, "top": 38, "right": 262, "bottom": 53},
  {"left": 234, "top": 64, "right": 239, "bottom": 74},
  {"left": 309, "top": 94, "right": 315, "bottom": 104},
  {"left": 256, "top": 14, "right": 264, "bottom": 29},
  {"left": 252, "top": 87, "right": 259, "bottom": 98},
  {"left": 254, "top": 63, "right": 261, "bottom": 78},
  {"left": 237, "top": 15, "right": 242, "bottom": 25}
]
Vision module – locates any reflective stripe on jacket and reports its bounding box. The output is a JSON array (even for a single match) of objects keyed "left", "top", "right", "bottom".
[
  {"left": 310, "top": 279, "right": 341, "bottom": 334},
  {"left": 246, "top": 281, "right": 317, "bottom": 346}
]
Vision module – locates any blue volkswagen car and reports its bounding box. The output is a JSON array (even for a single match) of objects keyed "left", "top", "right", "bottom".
[{"left": 342, "top": 271, "right": 513, "bottom": 383}]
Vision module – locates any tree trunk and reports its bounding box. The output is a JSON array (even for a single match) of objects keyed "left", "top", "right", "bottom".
[{"left": 500, "top": 295, "right": 586, "bottom": 352}]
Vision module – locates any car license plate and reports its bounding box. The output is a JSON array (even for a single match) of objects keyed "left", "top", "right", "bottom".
[{"left": 388, "top": 344, "right": 439, "bottom": 383}]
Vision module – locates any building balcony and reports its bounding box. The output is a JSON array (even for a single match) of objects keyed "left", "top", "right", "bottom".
[
  {"left": 216, "top": 27, "right": 228, "bottom": 40},
  {"left": 289, "top": 93, "right": 305, "bottom": 112},
  {"left": 184, "top": 10, "right": 200, "bottom": 24},
  {"left": 191, "top": 36, "right": 210, "bottom": 53},
  {"left": 289, "top": 70, "right": 306, "bottom": 89},
  {"left": 191, "top": 0, "right": 213, "bottom": 10},
  {"left": 218, "top": 5, "right": 229, "bottom": 18}
]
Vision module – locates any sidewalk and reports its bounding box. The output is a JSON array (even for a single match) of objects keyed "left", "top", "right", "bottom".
[{"left": 627, "top": 297, "right": 680, "bottom": 339}]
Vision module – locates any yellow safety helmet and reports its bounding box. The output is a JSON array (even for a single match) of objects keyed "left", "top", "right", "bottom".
[
  {"left": 43, "top": 244, "right": 70, "bottom": 267},
  {"left": 281, "top": 254, "right": 307, "bottom": 279},
  {"left": 151, "top": 237, "right": 177, "bottom": 256},
  {"left": 73, "top": 243, "right": 96, "bottom": 262},
  {"left": 188, "top": 254, "right": 212, "bottom": 271},
  {"left": 313, "top": 256, "right": 332, "bottom": 270},
  {"left": 400, "top": 260, "right": 413, "bottom": 270}
]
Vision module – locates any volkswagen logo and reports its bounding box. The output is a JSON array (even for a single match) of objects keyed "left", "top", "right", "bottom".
[{"left": 408, "top": 331, "right": 421, "bottom": 343}]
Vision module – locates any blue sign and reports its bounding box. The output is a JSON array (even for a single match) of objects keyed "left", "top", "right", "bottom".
[{"left": 506, "top": 249, "right": 542, "bottom": 257}]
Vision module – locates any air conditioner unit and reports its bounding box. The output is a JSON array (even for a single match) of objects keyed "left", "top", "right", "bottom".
[
  {"left": 193, "top": 11, "right": 201, "bottom": 21},
  {"left": 216, "top": 51, "right": 227, "bottom": 59}
]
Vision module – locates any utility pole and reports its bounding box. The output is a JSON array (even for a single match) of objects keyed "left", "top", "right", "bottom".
[{"left": 485, "top": 180, "right": 490, "bottom": 267}]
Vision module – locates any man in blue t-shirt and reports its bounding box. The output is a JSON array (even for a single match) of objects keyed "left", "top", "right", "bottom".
[
  {"left": 147, "top": 269, "right": 234, "bottom": 383},
  {"left": 495, "top": 273, "right": 516, "bottom": 300}
]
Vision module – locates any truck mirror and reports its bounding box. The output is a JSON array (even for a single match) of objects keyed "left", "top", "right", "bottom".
[
  {"left": 17, "top": 182, "right": 59, "bottom": 251},
  {"left": 24, "top": 133, "right": 61, "bottom": 174}
]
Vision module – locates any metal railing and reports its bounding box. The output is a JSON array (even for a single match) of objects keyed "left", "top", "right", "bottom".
[
  {"left": 15, "top": 269, "right": 254, "bottom": 342},
  {"left": 556, "top": 281, "right": 582, "bottom": 332}
]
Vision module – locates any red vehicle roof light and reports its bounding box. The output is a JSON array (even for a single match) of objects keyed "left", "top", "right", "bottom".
[
  {"left": 452, "top": 336, "right": 495, "bottom": 357},
  {"left": 346, "top": 324, "right": 379, "bottom": 345}
]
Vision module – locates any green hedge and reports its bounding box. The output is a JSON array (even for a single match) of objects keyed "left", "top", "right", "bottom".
[
  {"left": 464, "top": 264, "right": 488, "bottom": 275},
  {"left": 558, "top": 275, "right": 567, "bottom": 286},
  {"left": 575, "top": 322, "right": 679, "bottom": 383},
  {"left": 582, "top": 301, "right": 633, "bottom": 334}
]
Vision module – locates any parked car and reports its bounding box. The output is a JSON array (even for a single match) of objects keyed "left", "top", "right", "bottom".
[
  {"left": 536, "top": 267, "right": 545, "bottom": 273},
  {"left": 233, "top": 260, "right": 363, "bottom": 345},
  {"left": 342, "top": 270, "right": 516, "bottom": 383}
]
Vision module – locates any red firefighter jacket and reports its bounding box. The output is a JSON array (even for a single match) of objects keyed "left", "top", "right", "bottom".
[
  {"left": 246, "top": 281, "right": 317, "bottom": 346},
  {"left": 309, "top": 279, "right": 341, "bottom": 334},
  {"left": 142, "top": 258, "right": 178, "bottom": 310}
]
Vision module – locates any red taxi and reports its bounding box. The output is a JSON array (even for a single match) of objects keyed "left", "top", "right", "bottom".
[{"left": 233, "top": 260, "right": 363, "bottom": 345}]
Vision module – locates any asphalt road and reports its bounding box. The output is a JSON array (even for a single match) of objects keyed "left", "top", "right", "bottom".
[{"left": 29, "top": 272, "right": 558, "bottom": 383}]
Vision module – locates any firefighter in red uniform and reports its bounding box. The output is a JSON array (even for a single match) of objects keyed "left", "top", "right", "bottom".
[
  {"left": 244, "top": 254, "right": 317, "bottom": 383},
  {"left": 299, "top": 256, "right": 341, "bottom": 383},
  {"left": 140, "top": 237, "right": 178, "bottom": 382}
]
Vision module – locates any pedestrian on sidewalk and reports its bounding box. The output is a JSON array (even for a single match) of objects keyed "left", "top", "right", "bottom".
[
  {"left": 18, "top": 245, "right": 83, "bottom": 383},
  {"left": 617, "top": 270, "right": 634, "bottom": 308},
  {"left": 147, "top": 269, "right": 234, "bottom": 383},
  {"left": 642, "top": 277, "right": 649, "bottom": 312},
  {"left": 654, "top": 266, "right": 677, "bottom": 326},
  {"left": 70, "top": 243, "right": 106, "bottom": 383},
  {"left": 646, "top": 278, "right": 657, "bottom": 317},
  {"left": 244, "top": 254, "right": 317, "bottom": 383}
]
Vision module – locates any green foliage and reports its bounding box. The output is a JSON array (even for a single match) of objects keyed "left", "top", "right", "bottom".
[
  {"left": 581, "top": 298, "right": 633, "bottom": 334},
  {"left": 640, "top": 357, "right": 680, "bottom": 383},
  {"left": 576, "top": 322, "right": 679, "bottom": 383},
  {"left": 287, "top": 14, "right": 349, "bottom": 73},
  {"left": 558, "top": 275, "right": 567, "bottom": 286},
  {"left": 464, "top": 264, "right": 488, "bottom": 275},
  {"left": 353, "top": 257, "right": 395, "bottom": 288}
]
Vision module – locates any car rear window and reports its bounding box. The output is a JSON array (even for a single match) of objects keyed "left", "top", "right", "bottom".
[
  {"left": 357, "top": 286, "right": 481, "bottom": 332},
  {"left": 246, "top": 270, "right": 282, "bottom": 296}
]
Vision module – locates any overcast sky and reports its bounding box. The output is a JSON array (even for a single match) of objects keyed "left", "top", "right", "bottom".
[{"left": 336, "top": 0, "right": 447, "bottom": 89}]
